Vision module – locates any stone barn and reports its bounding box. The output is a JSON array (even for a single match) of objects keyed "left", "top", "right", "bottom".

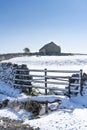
[{"left": 39, "top": 42, "right": 61, "bottom": 55}]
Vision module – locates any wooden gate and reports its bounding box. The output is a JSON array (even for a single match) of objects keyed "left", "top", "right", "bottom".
[{"left": 13, "top": 67, "right": 83, "bottom": 97}]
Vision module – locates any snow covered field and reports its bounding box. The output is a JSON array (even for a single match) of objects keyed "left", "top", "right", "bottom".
[
  {"left": 1, "top": 55, "right": 87, "bottom": 130},
  {"left": 3, "top": 55, "right": 87, "bottom": 73}
]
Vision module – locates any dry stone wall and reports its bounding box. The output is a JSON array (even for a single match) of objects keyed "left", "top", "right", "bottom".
[
  {"left": 0, "top": 63, "right": 30, "bottom": 85},
  {"left": 0, "top": 62, "right": 14, "bottom": 85}
]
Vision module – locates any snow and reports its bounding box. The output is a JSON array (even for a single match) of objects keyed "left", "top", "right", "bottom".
[
  {"left": 29, "top": 95, "right": 64, "bottom": 103},
  {"left": 0, "top": 108, "right": 33, "bottom": 121},
  {"left": 24, "top": 109, "right": 87, "bottom": 130},
  {"left": 0, "top": 82, "right": 20, "bottom": 98},
  {"left": 1, "top": 55, "right": 87, "bottom": 129},
  {"left": 4, "top": 55, "right": 87, "bottom": 72},
  {"left": 0, "top": 108, "right": 22, "bottom": 120}
]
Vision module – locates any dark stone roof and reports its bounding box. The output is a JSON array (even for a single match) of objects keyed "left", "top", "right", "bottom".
[{"left": 39, "top": 42, "right": 60, "bottom": 51}]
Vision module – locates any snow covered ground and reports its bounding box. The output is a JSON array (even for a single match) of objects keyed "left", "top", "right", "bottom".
[
  {"left": 1, "top": 55, "right": 87, "bottom": 130},
  {"left": 4, "top": 55, "right": 87, "bottom": 72}
]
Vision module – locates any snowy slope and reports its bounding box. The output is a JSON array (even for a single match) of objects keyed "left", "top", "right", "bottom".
[{"left": 3, "top": 55, "right": 87, "bottom": 72}]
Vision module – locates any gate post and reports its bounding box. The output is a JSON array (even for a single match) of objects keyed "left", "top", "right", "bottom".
[
  {"left": 68, "top": 77, "right": 71, "bottom": 97},
  {"left": 80, "top": 69, "right": 83, "bottom": 96},
  {"left": 44, "top": 69, "right": 48, "bottom": 113},
  {"left": 45, "top": 69, "right": 47, "bottom": 95},
  {"left": 26, "top": 68, "right": 32, "bottom": 95}
]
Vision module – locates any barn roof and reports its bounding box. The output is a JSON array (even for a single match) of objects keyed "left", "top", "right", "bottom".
[{"left": 39, "top": 42, "right": 60, "bottom": 51}]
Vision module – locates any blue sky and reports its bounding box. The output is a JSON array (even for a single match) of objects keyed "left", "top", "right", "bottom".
[{"left": 0, "top": 0, "right": 87, "bottom": 54}]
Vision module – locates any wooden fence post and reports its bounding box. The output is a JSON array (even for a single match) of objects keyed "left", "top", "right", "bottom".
[
  {"left": 45, "top": 69, "right": 47, "bottom": 95},
  {"left": 44, "top": 69, "right": 48, "bottom": 114},
  {"left": 28, "top": 68, "right": 32, "bottom": 95},
  {"left": 68, "top": 77, "right": 71, "bottom": 97},
  {"left": 80, "top": 69, "right": 83, "bottom": 96}
]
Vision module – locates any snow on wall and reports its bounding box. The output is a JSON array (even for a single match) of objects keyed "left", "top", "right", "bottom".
[
  {"left": 0, "top": 62, "right": 14, "bottom": 85},
  {"left": 0, "top": 62, "right": 28, "bottom": 86}
]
